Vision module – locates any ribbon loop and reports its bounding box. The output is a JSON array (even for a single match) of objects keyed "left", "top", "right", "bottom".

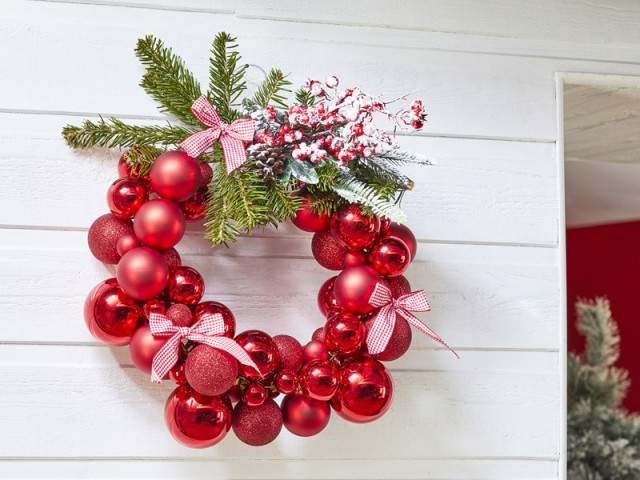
[{"left": 178, "top": 95, "right": 255, "bottom": 174}]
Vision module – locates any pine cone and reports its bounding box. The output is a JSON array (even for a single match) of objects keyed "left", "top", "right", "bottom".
[{"left": 250, "top": 145, "right": 286, "bottom": 181}]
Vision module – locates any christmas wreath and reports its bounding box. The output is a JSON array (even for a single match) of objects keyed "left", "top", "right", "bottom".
[{"left": 63, "top": 33, "right": 456, "bottom": 448}]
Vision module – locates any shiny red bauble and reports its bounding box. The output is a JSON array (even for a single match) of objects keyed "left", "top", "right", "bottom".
[
  {"left": 116, "top": 247, "right": 169, "bottom": 300},
  {"left": 299, "top": 360, "right": 339, "bottom": 401},
  {"left": 388, "top": 223, "right": 417, "bottom": 260},
  {"left": 142, "top": 298, "right": 168, "bottom": 320},
  {"left": 165, "top": 384, "right": 232, "bottom": 448},
  {"left": 331, "top": 356, "right": 394, "bottom": 423},
  {"left": 167, "top": 266, "right": 205, "bottom": 305},
  {"left": 364, "top": 315, "right": 412, "bottom": 362},
  {"left": 88, "top": 213, "right": 135, "bottom": 264},
  {"left": 275, "top": 369, "right": 298, "bottom": 394},
  {"left": 129, "top": 324, "right": 168, "bottom": 374},
  {"left": 324, "top": 311, "right": 366, "bottom": 356},
  {"left": 317, "top": 276, "right": 339, "bottom": 317},
  {"left": 282, "top": 392, "right": 331, "bottom": 437},
  {"left": 133, "top": 198, "right": 186, "bottom": 250},
  {"left": 273, "top": 334, "right": 304, "bottom": 372},
  {"left": 384, "top": 275, "right": 412, "bottom": 298},
  {"left": 330, "top": 204, "right": 381, "bottom": 249},
  {"left": 107, "top": 177, "right": 148, "bottom": 219},
  {"left": 193, "top": 301, "right": 235, "bottom": 338},
  {"left": 84, "top": 278, "right": 144, "bottom": 345},
  {"left": 291, "top": 197, "right": 331, "bottom": 232},
  {"left": 150, "top": 151, "right": 201, "bottom": 202},
  {"left": 116, "top": 234, "right": 140, "bottom": 257},
  {"left": 235, "top": 330, "right": 281, "bottom": 380},
  {"left": 311, "top": 229, "right": 347, "bottom": 270},
  {"left": 333, "top": 265, "right": 382, "bottom": 315},
  {"left": 232, "top": 398, "right": 283, "bottom": 446},
  {"left": 242, "top": 382, "right": 268, "bottom": 407},
  {"left": 368, "top": 236, "right": 411, "bottom": 278},
  {"left": 179, "top": 187, "right": 208, "bottom": 221},
  {"left": 303, "top": 340, "right": 329, "bottom": 362},
  {"left": 184, "top": 344, "right": 238, "bottom": 397}
]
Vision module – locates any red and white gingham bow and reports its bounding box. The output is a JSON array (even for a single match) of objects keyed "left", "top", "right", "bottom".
[
  {"left": 149, "top": 312, "right": 258, "bottom": 383},
  {"left": 178, "top": 95, "right": 256, "bottom": 174},
  {"left": 366, "top": 282, "right": 458, "bottom": 357}
]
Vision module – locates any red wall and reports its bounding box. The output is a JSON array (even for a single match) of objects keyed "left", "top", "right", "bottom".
[{"left": 567, "top": 221, "right": 640, "bottom": 412}]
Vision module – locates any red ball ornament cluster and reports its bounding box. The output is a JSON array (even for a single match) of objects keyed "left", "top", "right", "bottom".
[{"left": 84, "top": 150, "right": 430, "bottom": 449}]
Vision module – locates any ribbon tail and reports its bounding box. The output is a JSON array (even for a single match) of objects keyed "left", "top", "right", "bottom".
[
  {"left": 366, "top": 305, "right": 396, "bottom": 355},
  {"left": 150, "top": 335, "right": 182, "bottom": 384},
  {"left": 220, "top": 135, "right": 249, "bottom": 174},
  {"left": 398, "top": 310, "right": 459, "bottom": 358}
]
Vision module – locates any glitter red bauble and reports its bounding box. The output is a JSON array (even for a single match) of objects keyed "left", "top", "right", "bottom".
[
  {"left": 107, "top": 177, "right": 148, "bottom": 219},
  {"left": 199, "top": 162, "right": 213, "bottom": 187},
  {"left": 167, "top": 266, "right": 205, "bottom": 305},
  {"left": 161, "top": 248, "right": 182, "bottom": 271},
  {"left": 179, "top": 187, "right": 208, "bottom": 221},
  {"left": 242, "top": 382, "right": 268, "bottom": 407},
  {"left": 129, "top": 324, "right": 167, "bottom": 374},
  {"left": 324, "top": 311, "right": 366, "bottom": 356},
  {"left": 333, "top": 265, "right": 382, "bottom": 315},
  {"left": 317, "top": 276, "right": 339, "bottom": 317},
  {"left": 330, "top": 204, "right": 381, "bottom": 249},
  {"left": 368, "top": 236, "right": 411, "bottom": 278},
  {"left": 387, "top": 223, "right": 417, "bottom": 260},
  {"left": 364, "top": 315, "right": 412, "bottom": 362},
  {"left": 235, "top": 330, "right": 281, "bottom": 380},
  {"left": 150, "top": 151, "right": 201, "bottom": 202},
  {"left": 133, "top": 198, "right": 186, "bottom": 250},
  {"left": 303, "top": 340, "right": 329, "bottom": 362},
  {"left": 311, "top": 229, "right": 347, "bottom": 270},
  {"left": 384, "top": 275, "right": 412, "bottom": 298},
  {"left": 299, "top": 360, "right": 339, "bottom": 401},
  {"left": 273, "top": 334, "right": 304, "bottom": 372},
  {"left": 84, "top": 278, "right": 144, "bottom": 345},
  {"left": 282, "top": 392, "right": 331, "bottom": 437},
  {"left": 184, "top": 344, "right": 238, "bottom": 397},
  {"left": 312, "top": 327, "right": 325, "bottom": 342},
  {"left": 166, "top": 303, "right": 193, "bottom": 327},
  {"left": 88, "top": 214, "right": 135, "bottom": 264},
  {"left": 116, "top": 234, "right": 139, "bottom": 257},
  {"left": 331, "top": 356, "right": 394, "bottom": 423},
  {"left": 165, "top": 384, "right": 232, "bottom": 448},
  {"left": 275, "top": 369, "right": 298, "bottom": 394},
  {"left": 291, "top": 197, "right": 331, "bottom": 232},
  {"left": 232, "top": 398, "right": 283, "bottom": 446},
  {"left": 193, "top": 301, "right": 235, "bottom": 338},
  {"left": 116, "top": 247, "right": 169, "bottom": 300}
]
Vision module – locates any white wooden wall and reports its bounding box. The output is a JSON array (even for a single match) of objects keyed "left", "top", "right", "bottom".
[{"left": 2, "top": 1, "right": 640, "bottom": 479}]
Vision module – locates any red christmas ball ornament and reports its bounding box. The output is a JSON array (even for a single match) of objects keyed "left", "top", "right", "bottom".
[
  {"left": 118, "top": 151, "right": 149, "bottom": 182},
  {"left": 275, "top": 369, "right": 298, "bottom": 394},
  {"left": 84, "top": 278, "right": 144, "bottom": 345},
  {"left": 166, "top": 303, "right": 193, "bottom": 327},
  {"left": 116, "top": 247, "right": 169, "bottom": 300},
  {"left": 129, "top": 324, "right": 167, "bottom": 374},
  {"left": 299, "top": 360, "right": 339, "bottom": 401},
  {"left": 303, "top": 340, "right": 329, "bottom": 362},
  {"left": 312, "top": 327, "right": 325, "bottom": 342},
  {"left": 368, "top": 236, "right": 411, "bottom": 278},
  {"left": 88, "top": 214, "right": 135, "bottom": 264},
  {"left": 150, "top": 151, "right": 201, "bottom": 202},
  {"left": 107, "top": 177, "right": 148, "bottom": 219},
  {"left": 165, "top": 384, "right": 232, "bottom": 448},
  {"left": 282, "top": 392, "right": 331, "bottom": 437},
  {"left": 364, "top": 315, "right": 412, "bottom": 362},
  {"left": 184, "top": 344, "right": 238, "bottom": 397},
  {"left": 330, "top": 204, "right": 381, "bottom": 249},
  {"left": 179, "top": 187, "right": 208, "bottom": 221},
  {"left": 379, "top": 216, "right": 392, "bottom": 234},
  {"left": 324, "top": 311, "right": 366, "bottom": 356},
  {"left": 317, "top": 276, "right": 339, "bottom": 317},
  {"left": 193, "top": 301, "right": 235, "bottom": 338},
  {"left": 311, "top": 229, "right": 347, "bottom": 270},
  {"left": 291, "top": 197, "right": 331, "bottom": 232},
  {"left": 142, "top": 297, "right": 167, "bottom": 320},
  {"left": 384, "top": 275, "right": 412, "bottom": 298},
  {"left": 199, "top": 162, "right": 213, "bottom": 187},
  {"left": 116, "top": 234, "right": 140, "bottom": 257},
  {"left": 343, "top": 249, "right": 367, "bottom": 268},
  {"left": 161, "top": 248, "right": 182, "bottom": 271},
  {"left": 235, "top": 330, "right": 281, "bottom": 380},
  {"left": 232, "top": 398, "right": 283, "bottom": 446},
  {"left": 167, "top": 266, "right": 205, "bottom": 305},
  {"left": 169, "top": 360, "right": 188, "bottom": 385},
  {"left": 331, "top": 356, "right": 394, "bottom": 423},
  {"left": 333, "top": 265, "right": 382, "bottom": 315},
  {"left": 133, "top": 198, "right": 186, "bottom": 250},
  {"left": 388, "top": 223, "right": 417, "bottom": 260},
  {"left": 273, "top": 334, "right": 304, "bottom": 372},
  {"left": 242, "top": 382, "right": 268, "bottom": 407}
]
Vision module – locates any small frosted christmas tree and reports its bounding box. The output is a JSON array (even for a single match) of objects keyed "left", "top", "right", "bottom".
[{"left": 568, "top": 297, "right": 640, "bottom": 479}]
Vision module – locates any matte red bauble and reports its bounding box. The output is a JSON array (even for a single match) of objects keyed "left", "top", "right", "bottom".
[
  {"left": 275, "top": 369, "right": 298, "bottom": 394},
  {"left": 299, "top": 360, "right": 339, "bottom": 401},
  {"left": 150, "top": 151, "right": 201, "bottom": 202},
  {"left": 107, "top": 177, "right": 148, "bottom": 219},
  {"left": 167, "top": 266, "right": 205, "bottom": 305},
  {"left": 133, "top": 198, "right": 186, "bottom": 250},
  {"left": 166, "top": 303, "right": 193, "bottom": 327},
  {"left": 184, "top": 344, "right": 238, "bottom": 397},
  {"left": 364, "top": 315, "right": 412, "bottom": 361},
  {"left": 232, "top": 398, "right": 283, "bottom": 446},
  {"left": 84, "top": 278, "right": 144, "bottom": 345},
  {"left": 129, "top": 324, "right": 167, "bottom": 374},
  {"left": 388, "top": 223, "right": 417, "bottom": 260},
  {"left": 330, "top": 204, "right": 380, "bottom": 249},
  {"left": 193, "top": 301, "right": 235, "bottom": 338},
  {"left": 273, "top": 334, "right": 304, "bottom": 372},
  {"left": 303, "top": 340, "right": 329, "bottom": 362},
  {"left": 317, "top": 276, "right": 339, "bottom": 317},
  {"left": 116, "top": 247, "right": 169, "bottom": 300},
  {"left": 165, "top": 384, "right": 232, "bottom": 448},
  {"left": 242, "top": 382, "right": 268, "bottom": 407},
  {"left": 116, "top": 234, "right": 140, "bottom": 257},
  {"left": 331, "top": 356, "right": 394, "bottom": 423},
  {"left": 333, "top": 265, "right": 382, "bottom": 315},
  {"left": 291, "top": 197, "right": 331, "bottom": 232},
  {"left": 384, "top": 275, "right": 412, "bottom": 298},
  {"left": 235, "top": 330, "right": 281, "bottom": 380},
  {"left": 343, "top": 249, "right": 367, "bottom": 268},
  {"left": 324, "top": 311, "right": 366, "bottom": 356},
  {"left": 282, "top": 392, "right": 331, "bottom": 437},
  {"left": 88, "top": 214, "right": 135, "bottom": 264},
  {"left": 311, "top": 229, "right": 347, "bottom": 270},
  {"left": 179, "top": 187, "right": 208, "bottom": 221},
  {"left": 368, "top": 236, "right": 411, "bottom": 278}
]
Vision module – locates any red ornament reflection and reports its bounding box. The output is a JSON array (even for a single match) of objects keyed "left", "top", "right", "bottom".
[
  {"left": 107, "top": 177, "right": 148, "bottom": 219},
  {"left": 317, "top": 276, "right": 339, "bottom": 317},
  {"left": 299, "top": 360, "right": 339, "bottom": 401},
  {"left": 282, "top": 392, "right": 331, "bottom": 437},
  {"left": 368, "top": 236, "right": 411, "bottom": 278},
  {"left": 235, "top": 330, "right": 281, "bottom": 380},
  {"left": 330, "top": 204, "right": 380, "bottom": 249},
  {"left": 167, "top": 266, "right": 205, "bottom": 305},
  {"left": 324, "top": 310, "right": 366, "bottom": 356}
]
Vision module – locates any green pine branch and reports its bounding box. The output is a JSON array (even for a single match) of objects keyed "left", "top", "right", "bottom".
[
  {"left": 252, "top": 69, "right": 292, "bottom": 109},
  {"left": 333, "top": 172, "right": 407, "bottom": 223},
  {"left": 295, "top": 87, "right": 317, "bottom": 107},
  {"left": 208, "top": 32, "right": 247, "bottom": 123},
  {"left": 350, "top": 158, "right": 414, "bottom": 198},
  {"left": 377, "top": 149, "right": 437, "bottom": 166},
  {"left": 135, "top": 35, "right": 202, "bottom": 127},
  {"left": 122, "top": 145, "right": 165, "bottom": 175}
]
